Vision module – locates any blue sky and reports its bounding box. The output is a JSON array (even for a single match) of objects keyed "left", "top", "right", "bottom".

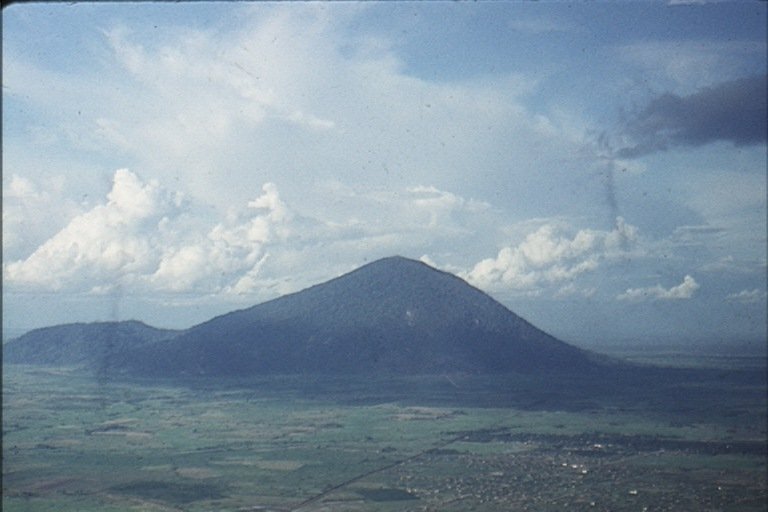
[{"left": 3, "top": 2, "right": 766, "bottom": 350}]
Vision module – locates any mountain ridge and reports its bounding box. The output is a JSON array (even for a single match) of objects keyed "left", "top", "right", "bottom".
[
  {"left": 4, "top": 256, "right": 607, "bottom": 376},
  {"left": 3, "top": 320, "right": 180, "bottom": 367}
]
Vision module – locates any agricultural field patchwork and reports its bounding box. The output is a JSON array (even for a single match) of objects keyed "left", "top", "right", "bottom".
[{"left": 3, "top": 363, "right": 766, "bottom": 511}]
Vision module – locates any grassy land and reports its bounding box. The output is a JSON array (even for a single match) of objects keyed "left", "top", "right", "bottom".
[{"left": 3, "top": 360, "right": 766, "bottom": 511}]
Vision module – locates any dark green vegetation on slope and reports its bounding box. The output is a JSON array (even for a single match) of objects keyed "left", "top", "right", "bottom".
[
  {"left": 2, "top": 321, "right": 179, "bottom": 369},
  {"left": 4, "top": 256, "right": 604, "bottom": 377}
]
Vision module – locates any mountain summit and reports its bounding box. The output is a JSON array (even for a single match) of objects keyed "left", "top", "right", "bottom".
[
  {"left": 116, "top": 256, "right": 600, "bottom": 376},
  {"left": 5, "top": 256, "right": 602, "bottom": 376}
]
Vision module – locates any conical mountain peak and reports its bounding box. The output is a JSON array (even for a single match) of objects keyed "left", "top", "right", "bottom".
[
  {"left": 115, "top": 257, "right": 597, "bottom": 376},
  {"left": 5, "top": 257, "right": 602, "bottom": 376}
]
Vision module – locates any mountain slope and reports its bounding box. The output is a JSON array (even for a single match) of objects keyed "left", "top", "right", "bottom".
[
  {"left": 112, "top": 256, "right": 603, "bottom": 376},
  {"left": 3, "top": 320, "right": 179, "bottom": 368}
]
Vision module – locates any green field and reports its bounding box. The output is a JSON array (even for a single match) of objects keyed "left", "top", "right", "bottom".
[{"left": 3, "top": 362, "right": 766, "bottom": 511}]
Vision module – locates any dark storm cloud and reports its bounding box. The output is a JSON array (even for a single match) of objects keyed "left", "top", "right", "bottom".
[{"left": 618, "top": 74, "right": 767, "bottom": 158}]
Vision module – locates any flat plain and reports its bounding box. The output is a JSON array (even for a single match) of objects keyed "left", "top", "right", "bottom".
[{"left": 3, "top": 355, "right": 766, "bottom": 511}]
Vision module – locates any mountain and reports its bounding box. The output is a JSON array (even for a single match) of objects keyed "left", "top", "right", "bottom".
[
  {"left": 117, "top": 257, "right": 604, "bottom": 376},
  {"left": 4, "top": 257, "right": 606, "bottom": 376},
  {"left": 3, "top": 321, "right": 179, "bottom": 369}
]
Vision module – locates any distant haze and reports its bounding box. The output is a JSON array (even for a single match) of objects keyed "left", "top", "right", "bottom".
[{"left": 2, "top": 3, "right": 766, "bottom": 350}]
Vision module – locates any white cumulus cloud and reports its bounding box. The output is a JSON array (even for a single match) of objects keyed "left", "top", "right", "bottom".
[
  {"left": 463, "top": 217, "right": 638, "bottom": 293},
  {"left": 151, "top": 182, "right": 290, "bottom": 294},
  {"left": 3, "top": 170, "right": 292, "bottom": 296},
  {"left": 725, "top": 288, "right": 766, "bottom": 304},
  {"left": 405, "top": 185, "right": 491, "bottom": 230},
  {"left": 4, "top": 168, "right": 503, "bottom": 301},
  {"left": 618, "top": 275, "right": 700, "bottom": 301},
  {"left": 4, "top": 169, "right": 172, "bottom": 291}
]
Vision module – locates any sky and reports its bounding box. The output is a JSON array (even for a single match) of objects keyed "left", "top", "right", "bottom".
[{"left": 2, "top": 1, "right": 766, "bottom": 351}]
